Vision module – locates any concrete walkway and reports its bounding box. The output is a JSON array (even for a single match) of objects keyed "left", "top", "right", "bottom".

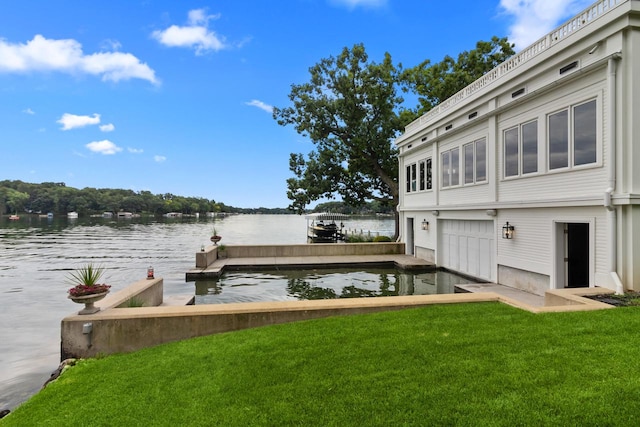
[{"left": 457, "top": 283, "right": 545, "bottom": 307}]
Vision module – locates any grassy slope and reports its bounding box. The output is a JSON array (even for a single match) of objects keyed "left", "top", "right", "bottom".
[{"left": 4, "top": 302, "right": 640, "bottom": 426}]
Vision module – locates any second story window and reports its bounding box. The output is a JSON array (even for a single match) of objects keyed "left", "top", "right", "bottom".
[
  {"left": 504, "top": 120, "right": 538, "bottom": 178},
  {"left": 548, "top": 99, "right": 597, "bottom": 170},
  {"left": 464, "top": 138, "right": 487, "bottom": 185},
  {"left": 419, "top": 158, "right": 432, "bottom": 191},
  {"left": 406, "top": 163, "right": 417, "bottom": 192},
  {"left": 406, "top": 158, "right": 432, "bottom": 193},
  {"left": 442, "top": 147, "right": 459, "bottom": 188}
]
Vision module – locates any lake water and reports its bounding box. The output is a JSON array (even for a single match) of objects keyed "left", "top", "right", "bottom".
[{"left": 0, "top": 214, "right": 395, "bottom": 410}]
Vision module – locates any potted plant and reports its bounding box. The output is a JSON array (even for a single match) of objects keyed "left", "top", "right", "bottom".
[
  {"left": 210, "top": 227, "right": 222, "bottom": 245},
  {"left": 67, "top": 263, "right": 111, "bottom": 315}
]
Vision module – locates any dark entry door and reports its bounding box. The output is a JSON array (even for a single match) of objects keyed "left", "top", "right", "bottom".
[{"left": 566, "top": 223, "right": 589, "bottom": 288}]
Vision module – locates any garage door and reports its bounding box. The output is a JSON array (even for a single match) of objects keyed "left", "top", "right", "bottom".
[{"left": 440, "top": 220, "right": 494, "bottom": 281}]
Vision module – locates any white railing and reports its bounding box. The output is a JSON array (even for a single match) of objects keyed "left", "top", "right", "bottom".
[{"left": 405, "top": 0, "right": 626, "bottom": 133}]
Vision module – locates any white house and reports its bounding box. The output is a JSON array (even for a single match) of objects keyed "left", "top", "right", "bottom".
[{"left": 395, "top": 0, "right": 640, "bottom": 295}]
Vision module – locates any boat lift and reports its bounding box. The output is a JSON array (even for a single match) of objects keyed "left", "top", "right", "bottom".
[{"left": 305, "top": 212, "right": 349, "bottom": 243}]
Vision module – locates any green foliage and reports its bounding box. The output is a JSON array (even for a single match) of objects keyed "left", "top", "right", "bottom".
[
  {"left": 274, "top": 44, "right": 404, "bottom": 216},
  {"left": 0, "top": 187, "right": 29, "bottom": 214},
  {"left": 372, "top": 235, "right": 392, "bottom": 242},
  {"left": 0, "top": 180, "right": 220, "bottom": 215},
  {"left": 126, "top": 297, "right": 145, "bottom": 308},
  {"left": 401, "top": 36, "right": 515, "bottom": 115},
  {"left": 7, "top": 304, "right": 640, "bottom": 425},
  {"left": 312, "top": 200, "right": 394, "bottom": 215},
  {"left": 345, "top": 233, "right": 374, "bottom": 243},
  {"left": 66, "top": 263, "right": 106, "bottom": 286},
  {"left": 275, "top": 38, "right": 515, "bottom": 237}
]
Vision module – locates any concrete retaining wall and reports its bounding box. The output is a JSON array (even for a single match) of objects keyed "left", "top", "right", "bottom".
[
  {"left": 61, "top": 290, "right": 494, "bottom": 360},
  {"left": 196, "top": 242, "right": 405, "bottom": 268},
  {"left": 61, "top": 244, "right": 614, "bottom": 361}
]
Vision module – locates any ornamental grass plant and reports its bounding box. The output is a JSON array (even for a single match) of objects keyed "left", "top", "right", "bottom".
[
  {"left": 5, "top": 302, "right": 640, "bottom": 425},
  {"left": 67, "top": 263, "right": 111, "bottom": 297}
]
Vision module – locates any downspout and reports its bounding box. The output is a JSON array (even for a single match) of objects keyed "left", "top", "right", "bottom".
[{"left": 604, "top": 53, "right": 624, "bottom": 294}]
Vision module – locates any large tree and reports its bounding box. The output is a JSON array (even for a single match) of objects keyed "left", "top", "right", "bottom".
[
  {"left": 401, "top": 36, "right": 515, "bottom": 115},
  {"left": 273, "top": 44, "right": 406, "bottom": 237},
  {"left": 275, "top": 39, "right": 515, "bottom": 239}
]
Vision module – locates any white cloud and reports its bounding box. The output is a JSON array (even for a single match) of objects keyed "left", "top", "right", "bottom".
[
  {"left": 246, "top": 99, "right": 273, "bottom": 113},
  {"left": 23, "top": 108, "right": 35, "bottom": 115},
  {"left": 0, "top": 34, "right": 158, "bottom": 85},
  {"left": 128, "top": 147, "right": 143, "bottom": 154},
  {"left": 328, "top": 0, "right": 387, "bottom": 9},
  {"left": 100, "top": 123, "right": 115, "bottom": 132},
  {"left": 500, "top": 0, "right": 594, "bottom": 49},
  {"left": 86, "top": 139, "right": 122, "bottom": 155},
  {"left": 57, "top": 113, "right": 100, "bottom": 130},
  {"left": 152, "top": 8, "right": 226, "bottom": 54},
  {"left": 154, "top": 155, "right": 167, "bottom": 162}
]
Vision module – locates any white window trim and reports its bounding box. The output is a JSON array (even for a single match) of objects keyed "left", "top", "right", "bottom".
[
  {"left": 502, "top": 119, "right": 539, "bottom": 180},
  {"left": 463, "top": 138, "right": 488, "bottom": 186}
]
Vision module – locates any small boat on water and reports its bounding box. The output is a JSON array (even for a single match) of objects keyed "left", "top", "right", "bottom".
[
  {"left": 9, "top": 214, "right": 19, "bottom": 220},
  {"left": 67, "top": 212, "right": 79, "bottom": 219},
  {"left": 306, "top": 212, "right": 348, "bottom": 243},
  {"left": 311, "top": 221, "right": 339, "bottom": 237}
]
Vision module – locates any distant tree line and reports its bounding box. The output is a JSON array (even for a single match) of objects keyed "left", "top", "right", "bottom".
[
  {"left": 0, "top": 180, "right": 395, "bottom": 217},
  {"left": 311, "top": 201, "right": 394, "bottom": 215},
  {"left": 0, "top": 180, "right": 233, "bottom": 216}
]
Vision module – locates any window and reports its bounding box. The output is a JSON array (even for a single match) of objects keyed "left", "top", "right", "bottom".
[
  {"left": 574, "top": 100, "right": 597, "bottom": 165},
  {"left": 405, "top": 163, "right": 417, "bottom": 192},
  {"left": 419, "top": 158, "right": 432, "bottom": 191},
  {"left": 441, "top": 147, "right": 459, "bottom": 188},
  {"left": 476, "top": 139, "right": 487, "bottom": 182},
  {"left": 464, "top": 143, "right": 474, "bottom": 184},
  {"left": 522, "top": 121, "right": 538, "bottom": 174},
  {"left": 464, "top": 138, "right": 487, "bottom": 184},
  {"left": 549, "top": 110, "right": 568, "bottom": 169},
  {"left": 504, "top": 127, "right": 519, "bottom": 177},
  {"left": 405, "top": 165, "right": 410, "bottom": 192},
  {"left": 548, "top": 99, "right": 597, "bottom": 170},
  {"left": 504, "top": 120, "right": 538, "bottom": 178},
  {"left": 405, "top": 158, "right": 432, "bottom": 193}
]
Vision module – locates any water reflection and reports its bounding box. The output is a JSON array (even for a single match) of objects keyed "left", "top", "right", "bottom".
[{"left": 194, "top": 268, "right": 476, "bottom": 304}]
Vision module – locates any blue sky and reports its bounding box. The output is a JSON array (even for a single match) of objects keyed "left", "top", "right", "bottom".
[{"left": 0, "top": 0, "right": 592, "bottom": 208}]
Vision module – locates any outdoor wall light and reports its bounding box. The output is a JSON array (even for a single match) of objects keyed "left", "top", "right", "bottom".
[
  {"left": 421, "top": 219, "right": 429, "bottom": 231},
  {"left": 147, "top": 266, "right": 154, "bottom": 280},
  {"left": 502, "top": 222, "right": 515, "bottom": 239}
]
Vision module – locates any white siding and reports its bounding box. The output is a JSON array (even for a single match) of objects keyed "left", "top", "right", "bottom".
[
  {"left": 497, "top": 72, "right": 608, "bottom": 204},
  {"left": 396, "top": 4, "right": 640, "bottom": 291},
  {"left": 496, "top": 207, "right": 608, "bottom": 281}
]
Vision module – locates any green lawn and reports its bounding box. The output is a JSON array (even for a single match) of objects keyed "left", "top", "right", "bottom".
[{"left": 4, "top": 302, "right": 640, "bottom": 426}]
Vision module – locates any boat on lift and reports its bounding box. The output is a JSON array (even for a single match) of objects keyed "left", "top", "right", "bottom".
[{"left": 305, "top": 212, "right": 348, "bottom": 243}]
